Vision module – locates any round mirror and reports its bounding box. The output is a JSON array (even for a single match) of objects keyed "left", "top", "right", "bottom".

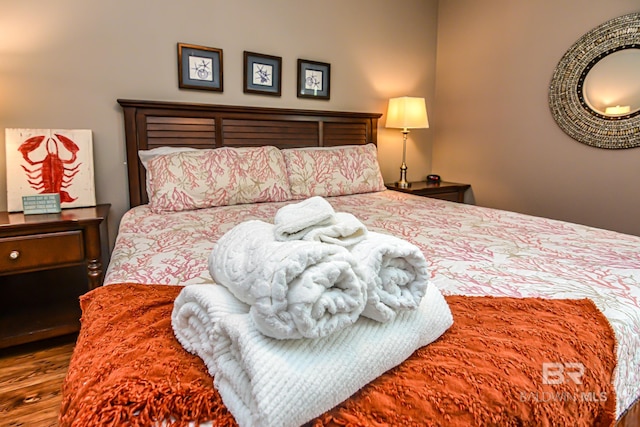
[
  {"left": 549, "top": 12, "right": 640, "bottom": 149},
  {"left": 581, "top": 48, "right": 640, "bottom": 118}
]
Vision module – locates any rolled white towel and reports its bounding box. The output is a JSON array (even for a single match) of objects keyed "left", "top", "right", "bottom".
[
  {"left": 302, "top": 212, "right": 368, "bottom": 247},
  {"left": 349, "top": 231, "right": 429, "bottom": 323},
  {"left": 171, "top": 284, "right": 249, "bottom": 375},
  {"left": 208, "top": 220, "right": 367, "bottom": 339},
  {"left": 273, "top": 196, "right": 336, "bottom": 241}
]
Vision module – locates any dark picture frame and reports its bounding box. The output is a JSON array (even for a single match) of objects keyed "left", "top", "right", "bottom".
[
  {"left": 177, "top": 43, "right": 223, "bottom": 92},
  {"left": 297, "top": 59, "right": 330, "bottom": 99},
  {"left": 243, "top": 51, "right": 282, "bottom": 96}
]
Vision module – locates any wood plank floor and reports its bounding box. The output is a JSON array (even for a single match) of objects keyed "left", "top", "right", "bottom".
[{"left": 0, "top": 334, "right": 76, "bottom": 427}]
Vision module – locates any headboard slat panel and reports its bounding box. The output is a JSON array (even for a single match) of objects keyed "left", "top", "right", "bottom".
[
  {"left": 147, "top": 117, "right": 214, "bottom": 125},
  {"left": 146, "top": 138, "right": 217, "bottom": 147},
  {"left": 147, "top": 131, "right": 217, "bottom": 139},
  {"left": 222, "top": 118, "right": 318, "bottom": 148},
  {"left": 119, "top": 99, "right": 381, "bottom": 207},
  {"left": 147, "top": 124, "right": 215, "bottom": 132}
]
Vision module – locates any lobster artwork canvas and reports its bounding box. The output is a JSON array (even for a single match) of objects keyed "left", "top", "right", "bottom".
[{"left": 5, "top": 128, "right": 96, "bottom": 212}]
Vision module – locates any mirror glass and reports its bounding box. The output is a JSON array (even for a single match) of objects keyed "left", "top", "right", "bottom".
[
  {"left": 582, "top": 48, "right": 640, "bottom": 117},
  {"left": 548, "top": 12, "right": 640, "bottom": 149}
]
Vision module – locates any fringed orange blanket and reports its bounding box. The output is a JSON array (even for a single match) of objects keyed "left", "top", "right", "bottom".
[{"left": 59, "top": 284, "right": 617, "bottom": 427}]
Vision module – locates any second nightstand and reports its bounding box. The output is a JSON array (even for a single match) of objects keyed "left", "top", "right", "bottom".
[{"left": 386, "top": 180, "right": 470, "bottom": 203}]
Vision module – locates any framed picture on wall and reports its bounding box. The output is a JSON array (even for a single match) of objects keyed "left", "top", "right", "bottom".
[
  {"left": 243, "top": 51, "right": 282, "bottom": 96},
  {"left": 297, "top": 59, "right": 330, "bottom": 99},
  {"left": 177, "top": 43, "right": 223, "bottom": 92},
  {"left": 5, "top": 128, "right": 96, "bottom": 212}
]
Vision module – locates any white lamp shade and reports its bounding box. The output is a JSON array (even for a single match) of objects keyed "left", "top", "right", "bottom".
[{"left": 385, "top": 96, "right": 429, "bottom": 130}]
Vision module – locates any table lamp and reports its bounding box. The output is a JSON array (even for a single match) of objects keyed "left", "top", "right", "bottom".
[{"left": 385, "top": 96, "right": 429, "bottom": 188}]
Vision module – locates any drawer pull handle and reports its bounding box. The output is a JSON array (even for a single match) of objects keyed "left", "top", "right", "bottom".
[{"left": 9, "top": 250, "right": 20, "bottom": 260}]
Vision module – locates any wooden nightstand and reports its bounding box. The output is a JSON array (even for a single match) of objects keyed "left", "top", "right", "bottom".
[
  {"left": 0, "top": 204, "right": 110, "bottom": 348},
  {"left": 386, "top": 181, "right": 470, "bottom": 203}
]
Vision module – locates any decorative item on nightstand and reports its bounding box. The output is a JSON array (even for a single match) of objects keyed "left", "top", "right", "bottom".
[
  {"left": 5, "top": 128, "right": 96, "bottom": 212},
  {"left": 385, "top": 96, "right": 429, "bottom": 188},
  {"left": 427, "top": 174, "right": 441, "bottom": 183}
]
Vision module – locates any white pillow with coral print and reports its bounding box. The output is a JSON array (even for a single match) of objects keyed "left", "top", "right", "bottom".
[
  {"left": 282, "top": 143, "right": 386, "bottom": 199},
  {"left": 146, "top": 146, "right": 292, "bottom": 213}
]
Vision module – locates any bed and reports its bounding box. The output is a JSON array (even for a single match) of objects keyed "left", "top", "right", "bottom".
[{"left": 58, "top": 99, "right": 640, "bottom": 426}]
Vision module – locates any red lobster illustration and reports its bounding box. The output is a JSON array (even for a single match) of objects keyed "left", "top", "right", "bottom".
[{"left": 18, "top": 133, "right": 82, "bottom": 203}]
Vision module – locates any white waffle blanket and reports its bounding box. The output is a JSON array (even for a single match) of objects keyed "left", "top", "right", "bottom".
[{"left": 172, "top": 282, "right": 453, "bottom": 427}]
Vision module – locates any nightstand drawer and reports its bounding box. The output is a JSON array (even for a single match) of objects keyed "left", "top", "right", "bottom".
[
  {"left": 386, "top": 181, "right": 471, "bottom": 203},
  {"left": 426, "top": 191, "right": 460, "bottom": 202},
  {"left": 0, "top": 231, "right": 84, "bottom": 274}
]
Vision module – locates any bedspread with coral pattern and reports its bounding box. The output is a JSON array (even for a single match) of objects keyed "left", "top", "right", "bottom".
[{"left": 104, "top": 189, "right": 640, "bottom": 416}]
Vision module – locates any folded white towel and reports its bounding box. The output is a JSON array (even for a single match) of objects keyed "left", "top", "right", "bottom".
[
  {"left": 207, "top": 282, "right": 453, "bottom": 427},
  {"left": 274, "top": 196, "right": 336, "bottom": 241},
  {"left": 208, "top": 219, "right": 366, "bottom": 339},
  {"left": 302, "top": 212, "right": 368, "bottom": 246},
  {"left": 349, "top": 231, "right": 430, "bottom": 323}
]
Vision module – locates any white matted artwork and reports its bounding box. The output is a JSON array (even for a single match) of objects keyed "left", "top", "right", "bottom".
[
  {"left": 188, "top": 56, "right": 213, "bottom": 82},
  {"left": 5, "top": 128, "right": 96, "bottom": 212},
  {"left": 252, "top": 63, "right": 273, "bottom": 86}
]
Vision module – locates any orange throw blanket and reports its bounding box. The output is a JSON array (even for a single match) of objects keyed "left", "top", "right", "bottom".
[{"left": 59, "top": 284, "right": 617, "bottom": 427}]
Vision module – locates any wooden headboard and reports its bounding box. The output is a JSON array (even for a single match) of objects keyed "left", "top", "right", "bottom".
[{"left": 118, "top": 99, "right": 382, "bottom": 208}]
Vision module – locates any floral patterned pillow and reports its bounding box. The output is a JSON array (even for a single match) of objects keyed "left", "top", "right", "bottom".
[
  {"left": 146, "top": 146, "right": 292, "bottom": 213},
  {"left": 282, "top": 143, "right": 386, "bottom": 199}
]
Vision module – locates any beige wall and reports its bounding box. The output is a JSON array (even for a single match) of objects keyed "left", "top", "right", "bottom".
[
  {"left": 0, "top": 0, "right": 438, "bottom": 245},
  {"left": 434, "top": 0, "right": 640, "bottom": 236},
  {"left": 3, "top": 0, "right": 638, "bottom": 247}
]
